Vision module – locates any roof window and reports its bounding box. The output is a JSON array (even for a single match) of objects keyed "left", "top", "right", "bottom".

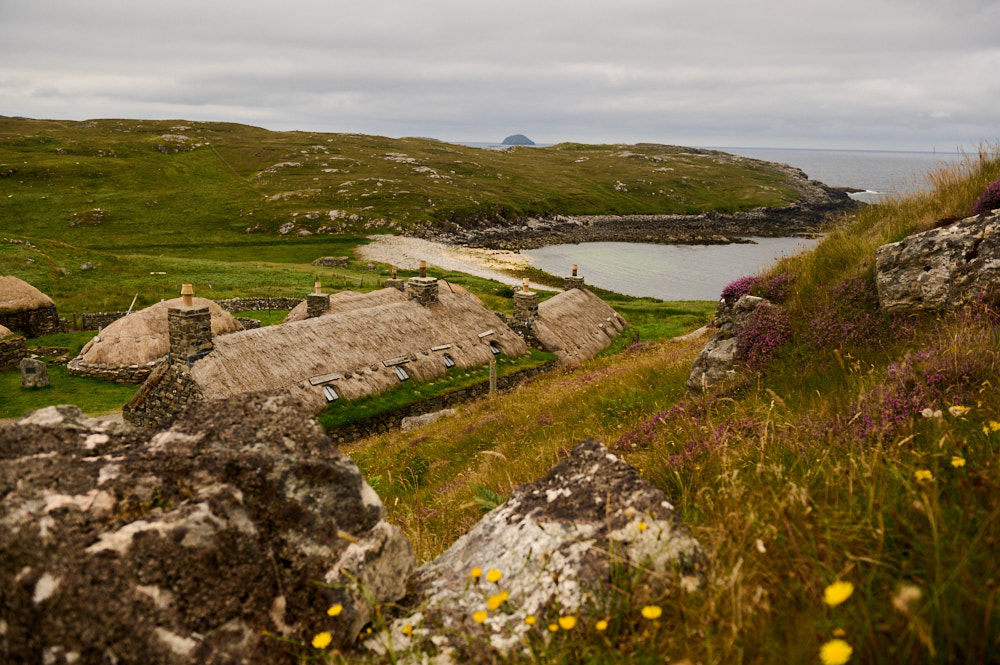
[
  {"left": 322, "top": 385, "right": 339, "bottom": 402},
  {"left": 443, "top": 354, "right": 456, "bottom": 368},
  {"left": 395, "top": 366, "right": 411, "bottom": 381},
  {"left": 489, "top": 341, "right": 501, "bottom": 355}
]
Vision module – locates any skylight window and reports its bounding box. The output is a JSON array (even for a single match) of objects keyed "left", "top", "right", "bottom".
[
  {"left": 395, "top": 366, "right": 410, "bottom": 381},
  {"left": 322, "top": 385, "right": 339, "bottom": 402},
  {"left": 489, "top": 341, "right": 501, "bottom": 355},
  {"left": 443, "top": 354, "right": 456, "bottom": 368}
]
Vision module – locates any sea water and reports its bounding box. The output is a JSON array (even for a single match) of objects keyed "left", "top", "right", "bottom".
[
  {"left": 522, "top": 148, "right": 966, "bottom": 300},
  {"left": 524, "top": 237, "right": 821, "bottom": 301}
]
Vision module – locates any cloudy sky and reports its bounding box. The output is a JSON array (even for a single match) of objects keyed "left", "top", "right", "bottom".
[{"left": 2, "top": 0, "right": 997, "bottom": 151}]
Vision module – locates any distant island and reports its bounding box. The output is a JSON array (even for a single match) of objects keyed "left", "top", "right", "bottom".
[{"left": 502, "top": 134, "right": 535, "bottom": 146}]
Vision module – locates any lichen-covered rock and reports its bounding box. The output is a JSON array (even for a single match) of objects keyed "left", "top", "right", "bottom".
[
  {"left": 0, "top": 394, "right": 415, "bottom": 664},
  {"left": 687, "top": 294, "right": 768, "bottom": 393},
  {"left": 400, "top": 408, "right": 456, "bottom": 431},
  {"left": 875, "top": 211, "right": 1000, "bottom": 314},
  {"left": 373, "top": 439, "right": 704, "bottom": 661}
]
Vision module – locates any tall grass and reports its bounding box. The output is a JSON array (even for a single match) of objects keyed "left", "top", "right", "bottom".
[{"left": 338, "top": 147, "right": 1000, "bottom": 663}]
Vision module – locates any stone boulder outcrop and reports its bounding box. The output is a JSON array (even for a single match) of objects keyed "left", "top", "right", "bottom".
[
  {"left": 875, "top": 211, "right": 1000, "bottom": 313},
  {"left": 372, "top": 439, "right": 704, "bottom": 661},
  {"left": 687, "top": 294, "right": 768, "bottom": 393},
  {"left": 0, "top": 394, "right": 415, "bottom": 664}
]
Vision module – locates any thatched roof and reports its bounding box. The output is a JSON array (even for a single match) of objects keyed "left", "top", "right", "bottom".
[
  {"left": 191, "top": 289, "right": 527, "bottom": 411},
  {"left": 284, "top": 287, "right": 409, "bottom": 323},
  {"left": 284, "top": 281, "right": 474, "bottom": 323},
  {"left": 74, "top": 297, "right": 244, "bottom": 367},
  {"left": 0, "top": 324, "right": 12, "bottom": 338},
  {"left": 533, "top": 289, "right": 628, "bottom": 365},
  {"left": 0, "top": 276, "right": 54, "bottom": 312}
]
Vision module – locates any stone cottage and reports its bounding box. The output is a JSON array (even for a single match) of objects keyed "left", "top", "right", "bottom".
[
  {"left": 67, "top": 291, "right": 245, "bottom": 384},
  {"left": 123, "top": 276, "right": 529, "bottom": 427},
  {"left": 0, "top": 276, "right": 61, "bottom": 338}
]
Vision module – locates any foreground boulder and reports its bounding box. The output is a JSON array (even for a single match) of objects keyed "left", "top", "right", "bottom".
[
  {"left": 875, "top": 211, "right": 1000, "bottom": 313},
  {"left": 373, "top": 439, "right": 704, "bottom": 661},
  {"left": 687, "top": 294, "right": 769, "bottom": 393},
  {"left": 0, "top": 395, "right": 414, "bottom": 664}
]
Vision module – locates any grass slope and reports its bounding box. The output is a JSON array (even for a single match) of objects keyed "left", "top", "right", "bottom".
[
  {"left": 339, "top": 148, "right": 1000, "bottom": 664},
  {"left": 1, "top": 117, "right": 801, "bottom": 246}
]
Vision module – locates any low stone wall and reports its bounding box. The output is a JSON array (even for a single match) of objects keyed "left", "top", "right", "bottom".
[
  {"left": 327, "top": 361, "right": 556, "bottom": 444},
  {"left": 214, "top": 297, "right": 302, "bottom": 313},
  {"left": 80, "top": 311, "right": 128, "bottom": 330},
  {"left": 0, "top": 335, "right": 27, "bottom": 371},
  {"left": 0, "top": 305, "right": 61, "bottom": 338},
  {"left": 122, "top": 362, "right": 204, "bottom": 428},
  {"left": 236, "top": 317, "right": 262, "bottom": 330},
  {"left": 67, "top": 357, "right": 161, "bottom": 384}
]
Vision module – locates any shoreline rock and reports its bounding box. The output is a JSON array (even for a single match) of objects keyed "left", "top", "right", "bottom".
[{"left": 418, "top": 199, "right": 861, "bottom": 252}]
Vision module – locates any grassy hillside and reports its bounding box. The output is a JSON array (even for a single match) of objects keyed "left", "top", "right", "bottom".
[
  {"left": 0, "top": 117, "right": 803, "bottom": 247},
  {"left": 339, "top": 147, "right": 1000, "bottom": 663}
]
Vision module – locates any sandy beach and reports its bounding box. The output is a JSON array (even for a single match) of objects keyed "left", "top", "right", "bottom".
[{"left": 353, "top": 235, "right": 555, "bottom": 291}]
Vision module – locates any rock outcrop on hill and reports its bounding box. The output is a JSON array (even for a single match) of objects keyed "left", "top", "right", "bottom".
[
  {"left": 373, "top": 439, "right": 705, "bottom": 661},
  {"left": 875, "top": 210, "right": 1000, "bottom": 313},
  {"left": 0, "top": 395, "right": 414, "bottom": 664},
  {"left": 687, "top": 294, "right": 770, "bottom": 393}
]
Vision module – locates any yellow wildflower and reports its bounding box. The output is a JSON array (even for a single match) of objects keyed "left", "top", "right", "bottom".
[
  {"left": 558, "top": 616, "right": 577, "bottom": 630},
  {"left": 832, "top": 627, "right": 845, "bottom": 638},
  {"left": 327, "top": 604, "right": 343, "bottom": 617},
  {"left": 640, "top": 605, "right": 662, "bottom": 620},
  {"left": 914, "top": 469, "right": 934, "bottom": 482},
  {"left": 487, "top": 591, "right": 509, "bottom": 610},
  {"left": 637, "top": 521, "right": 648, "bottom": 533},
  {"left": 548, "top": 623, "right": 559, "bottom": 632},
  {"left": 951, "top": 456, "right": 966, "bottom": 468},
  {"left": 473, "top": 610, "right": 488, "bottom": 624},
  {"left": 486, "top": 569, "right": 503, "bottom": 583},
  {"left": 401, "top": 624, "right": 413, "bottom": 636},
  {"left": 524, "top": 615, "right": 536, "bottom": 625},
  {"left": 595, "top": 619, "right": 608, "bottom": 631},
  {"left": 311, "top": 632, "right": 333, "bottom": 649},
  {"left": 991, "top": 421, "right": 1000, "bottom": 432},
  {"left": 823, "top": 581, "right": 854, "bottom": 607},
  {"left": 469, "top": 567, "right": 482, "bottom": 581},
  {"left": 819, "top": 638, "right": 853, "bottom": 665}
]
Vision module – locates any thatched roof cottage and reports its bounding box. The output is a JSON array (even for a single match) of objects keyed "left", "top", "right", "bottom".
[
  {"left": 68, "top": 295, "right": 244, "bottom": 384},
  {"left": 124, "top": 278, "right": 528, "bottom": 427},
  {"left": 0, "top": 276, "right": 61, "bottom": 338}
]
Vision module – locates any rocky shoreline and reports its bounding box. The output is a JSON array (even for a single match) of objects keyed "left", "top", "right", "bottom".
[{"left": 417, "top": 167, "right": 863, "bottom": 251}]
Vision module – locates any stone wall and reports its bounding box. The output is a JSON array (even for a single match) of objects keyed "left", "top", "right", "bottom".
[
  {"left": 80, "top": 311, "right": 128, "bottom": 330},
  {"left": 327, "top": 361, "right": 555, "bottom": 444},
  {"left": 214, "top": 297, "right": 303, "bottom": 313},
  {"left": 122, "top": 362, "right": 204, "bottom": 428},
  {"left": 78, "top": 299, "right": 298, "bottom": 331},
  {"left": 66, "top": 357, "right": 160, "bottom": 384},
  {"left": 0, "top": 334, "right": 27, "bottom": 371},
  {"left": 0, "top": 305, "right": 61, "bottom": 338}
]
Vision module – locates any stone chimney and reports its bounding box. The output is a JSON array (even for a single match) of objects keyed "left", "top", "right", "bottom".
[
  {"left": 168, "top": 284, "right": 213, "bottom": 368},
  {"left": 564, "top": 264, "right": 585, "bottom": 291},
  {"left": 407, "top": 260, "right": 438, "bottom": 305},
  {"left": 513, "top": 277, "right": 539, "bottom": 330},
  {"left": 306, "top": 281, "right": 330, "bottom": 318},
  {"left": 385, "top": 266, "right": 405, "bottom": 291}
]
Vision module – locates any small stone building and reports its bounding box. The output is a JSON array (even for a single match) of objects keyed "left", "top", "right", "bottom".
[
  {"left": 68, "top": 296, "right": 244, "bottom": 384},
  {"left": 124, "top": 279, "right": 528, "bottom": 427},
  {"left": 507, "top": 270, "right": 628, "bottom": 366},
  {"left": 0, "top": 276, "right": 61, "bottom": 338},
  {"left": 0, "top": 323, "right": 28, "bottom": 371}
]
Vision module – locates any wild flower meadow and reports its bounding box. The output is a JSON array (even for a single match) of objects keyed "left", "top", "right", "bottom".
[{"left": 331, "top": 147, "right": 1000, "bottom": 664}]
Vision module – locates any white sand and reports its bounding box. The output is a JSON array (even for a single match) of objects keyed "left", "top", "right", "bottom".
[{"left": 354, "top": 235, "right": 554, "bottom": 291}]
